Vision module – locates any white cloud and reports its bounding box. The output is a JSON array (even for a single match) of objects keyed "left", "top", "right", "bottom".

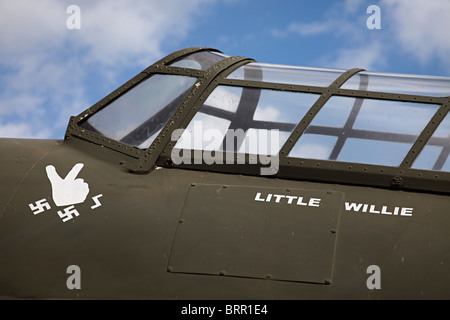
[
  {"left": 0, "top": 1, "right": 67, "bottom": 59},
  {"left": 272, "top": 21, "right": 333, "bottom": 38},
  {"left": 323, "top": 41, "right": 387, "bottom": 71},
  {"left": 381, "top": 0, "right": 450, "bottom": 66},
  {"left": 271, "top": 0, "right": 366, "bottom": 39},
  {"left": 254, "top": 106, "right": 282, "bottom": 122},
  {"left": 0, "top": 122, "right": 51, "bottom": 139},
  {"left": 0, "top": 0, "right": 215, "bottom": 139},
  {"left": 270, "top": 0, "right": 450, "bottom": 74},
  {"left": 343, "top": 0, "right": 365, "bottom": 15},
  {"left": 78, "top": 0, "right": 211, "bottom": 67}
]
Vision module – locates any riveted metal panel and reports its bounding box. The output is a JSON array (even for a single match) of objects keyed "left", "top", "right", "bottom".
[{"left": 168, "top": 184, "right": 343, "bottom": 284}]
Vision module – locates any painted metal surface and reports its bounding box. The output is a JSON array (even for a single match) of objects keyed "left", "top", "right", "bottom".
[{"left": 0, "top": 48, "right": 449, "bottom": 299}]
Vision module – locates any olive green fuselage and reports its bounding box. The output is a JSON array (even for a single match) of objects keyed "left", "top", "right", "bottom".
[{"left": 1, "top": 137, "right": 448, "bottom": 299}]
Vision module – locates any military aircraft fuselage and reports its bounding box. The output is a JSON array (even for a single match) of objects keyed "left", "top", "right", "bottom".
[
  {"left": 0, "top": 136, "right": 448, "bottom": 299},
  {"left": 1, "top": 47, "right": 449, "bottom": 299}
]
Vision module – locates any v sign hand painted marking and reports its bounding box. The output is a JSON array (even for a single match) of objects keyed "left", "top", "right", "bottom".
[{"left": 46, "top": 163, "right": 89, "bottom": 207}]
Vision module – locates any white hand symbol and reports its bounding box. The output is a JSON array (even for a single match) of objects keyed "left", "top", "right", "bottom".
[{"left": 46, "top": 163, "right": 89, "bottom": 207}]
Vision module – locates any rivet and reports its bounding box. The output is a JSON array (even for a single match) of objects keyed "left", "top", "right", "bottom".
[{"left": 391, "top": 176, "right": 403, "bottom": 187}]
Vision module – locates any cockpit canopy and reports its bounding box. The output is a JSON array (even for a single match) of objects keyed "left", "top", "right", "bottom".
[{"left": 73, "top": 48, "right": 450, "bottom": 193}]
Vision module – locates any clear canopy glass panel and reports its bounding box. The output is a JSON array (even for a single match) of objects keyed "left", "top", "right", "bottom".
[
  {"left": 169, "top": 51, "right": 229, "bottom": 70},
  {"left": 175, "top": 85, "right": 320, "bottom": 155},
  {"left": 227, "top": 62, "right": 344, "bottom": 87},
  {"left": 342, "top": 71, "right": 450, "bottom": 97},
  {"left": 412, "top": 113, "right": 450, "bottom": 172},
  {"left": 289, "top": 96, "right": 440, "bottom": 167},
  {"left": 80, "top": 74, "right": 197, "bottom": 149}
]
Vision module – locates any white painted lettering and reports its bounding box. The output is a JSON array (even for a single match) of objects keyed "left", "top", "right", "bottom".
[
  {"left": 296, "top": 197, "right": 308, "bottom": 206},
  {"left": 309, "top": 198, "right": 321, "bottom": 207},
  {"left": 285, "top": 195, "right": 297, "bottom": 204},
  {"left": 401, "top": 208, "right": 413, "bottom": 217},
  {"left": 254, "top": 192, "right": 322, "bottom": 208},
  {"left": 380, "top": 206, "right": 392, "bottom": 215},
  {"left": 345, "top": 202, "right": 363, "bottom": 212},
  {"left": 369, "top": 205, "right": 380, "bottom": 214},
  {"left": 254, "top": 192, "right": 265, "bottom": 202},
  {"left": 345, "top": 202, "right": 413, "bottom": 217},
  {"left": 393, "top": 207, "right": 399, "bottom": 216},
  {"left": 273, "top": 194, "right": 285, "bottom": 203}
]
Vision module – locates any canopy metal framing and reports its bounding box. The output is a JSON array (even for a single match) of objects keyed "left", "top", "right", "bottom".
[{"left": 65, "top": 47, "right": 450, "bottom": 194}]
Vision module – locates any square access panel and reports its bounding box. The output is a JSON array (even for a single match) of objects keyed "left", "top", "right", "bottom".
[{"left": 168, "top": 184, "right": 343, "bottom": 284}]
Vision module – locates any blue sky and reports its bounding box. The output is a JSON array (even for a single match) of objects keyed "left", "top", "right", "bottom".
[{"left": 1, "top": 0, "right": 449, "bottom": 140}]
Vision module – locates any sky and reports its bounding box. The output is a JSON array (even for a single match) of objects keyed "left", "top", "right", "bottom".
[{"left": 0, "top": 0, "right": 450, "bottom": 140}]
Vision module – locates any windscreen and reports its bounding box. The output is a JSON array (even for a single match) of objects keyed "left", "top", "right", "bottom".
[{"left": 80, "top": 74, "right": 197, "bottom": 149}]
